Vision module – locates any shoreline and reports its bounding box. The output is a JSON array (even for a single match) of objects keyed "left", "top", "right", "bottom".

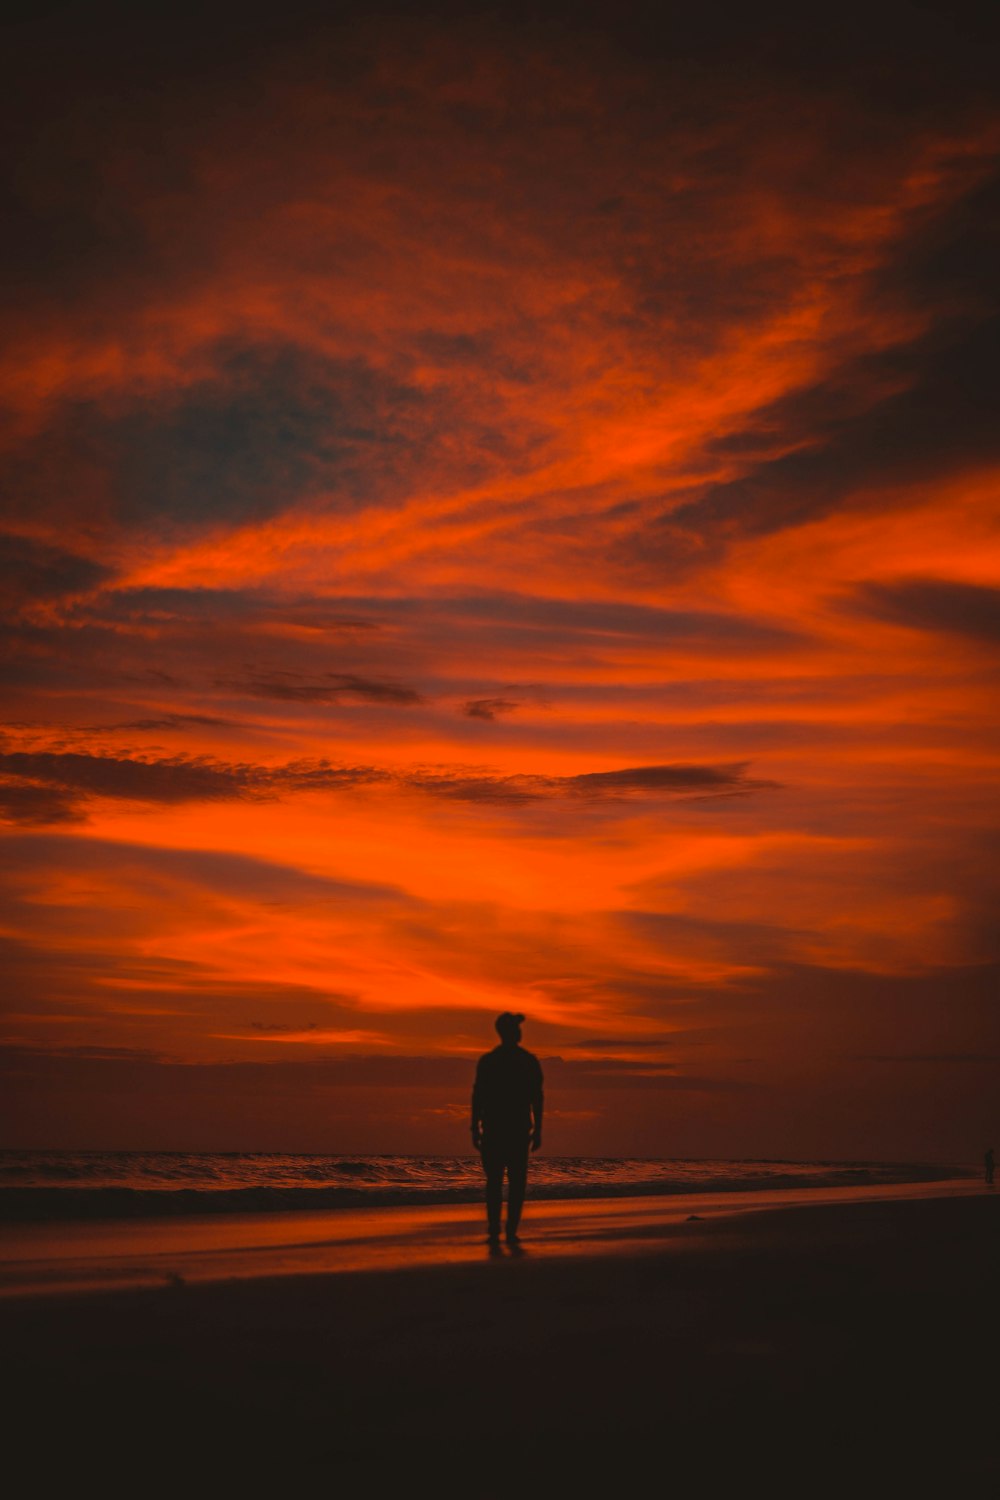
[
  {"left": 0, "top": 1173, "right": 982, "bottom": 1299},
  {"left": 0, "top": 1158, "right": 968, "bottom": 1225}
]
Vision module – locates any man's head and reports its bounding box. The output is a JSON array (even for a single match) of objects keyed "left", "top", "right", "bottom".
[{"left": 495, "top": 1011, "right": 525, "bottom": 1044}]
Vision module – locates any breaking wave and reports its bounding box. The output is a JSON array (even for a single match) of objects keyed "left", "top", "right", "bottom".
[{"left": 0, "top": 1151, "right": 971, "bottom": 1223}]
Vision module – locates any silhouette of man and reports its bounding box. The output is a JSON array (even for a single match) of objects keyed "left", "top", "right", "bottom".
[
  {"left": 471, "top": 1012, "right": 544, "bottom": 1244},
  {"left": 986, "top": 1147, "right": 995, "bottom": 1186}
]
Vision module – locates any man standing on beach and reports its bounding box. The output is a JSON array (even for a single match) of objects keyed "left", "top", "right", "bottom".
[{"left": 471, "top": 1012, "right": 544, "bottom": 1244}]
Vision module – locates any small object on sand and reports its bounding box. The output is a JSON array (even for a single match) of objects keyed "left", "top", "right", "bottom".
[{"left": 687, "top": 1214, "right": 703, "bottom": 1221}]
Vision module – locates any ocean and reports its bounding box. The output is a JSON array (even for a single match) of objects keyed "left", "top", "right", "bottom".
[{"left": 0, "top": 1150, "right": 972, "bottom": 1223}]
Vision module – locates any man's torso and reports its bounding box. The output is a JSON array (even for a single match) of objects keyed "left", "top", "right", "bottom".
[{"left": 475, "top": 1045, "right": 542, "bottom": 1137}]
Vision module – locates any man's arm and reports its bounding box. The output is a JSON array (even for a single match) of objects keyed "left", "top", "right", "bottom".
[
  {"left": 531, "top": 1059, "right": 544, "bottom": 1152},
  {"left": 471, "top": 1058, "right": 484, "bottom": 1151}
]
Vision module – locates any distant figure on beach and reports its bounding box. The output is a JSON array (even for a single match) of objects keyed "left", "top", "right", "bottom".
[
  {"left": 471, "top": 1012, "right": 544, "bottom": 1245},
  {"left": 986, "top": 1147, "right": 995, "bottom": 1186}
]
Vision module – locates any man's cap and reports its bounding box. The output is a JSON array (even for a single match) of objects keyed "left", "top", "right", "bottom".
[{"left": 495, "top": 1011, "right": 525, "bottom": 1034}]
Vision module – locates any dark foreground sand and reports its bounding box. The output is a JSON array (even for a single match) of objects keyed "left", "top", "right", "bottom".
[{"left": 4, "top": 1191, "right": 997, "bottom": 1495}]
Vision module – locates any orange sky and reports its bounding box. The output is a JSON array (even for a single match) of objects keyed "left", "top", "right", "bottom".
[{"left": 1, "top": 1, "right": 998, "bottom": 1157}]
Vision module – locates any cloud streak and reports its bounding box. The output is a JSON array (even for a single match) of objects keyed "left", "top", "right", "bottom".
[
  {"left": 219, "top": 672, "right": 424, "bottom": 704},
  {"left": 852, "top": 578, "right": 1000, "bottom": 644},
  {"left": 0, "top": 749, "right": 773, "bottom": 823}
]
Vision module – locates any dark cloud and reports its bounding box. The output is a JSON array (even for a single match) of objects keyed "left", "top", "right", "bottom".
[
  {"left": 870, "top": 162, "right": 1000, "bottom": 324},
  {"left": 852, "top": 578, "right": 1000, "bottom": 644},
  {"left": 109, "top": 342, "right": 417, "bottom": 526},
  {"left": 669, "top": 316, "right": 1000, "bottom": 548},
  {"left": 220, "top": 672, "right": 423, "bottom": 705},
  {"left": 0, "top": 749, "right": 774, "bottom": 821},
  {"left": 275, "top": 763, "right": 390, "bottom": 793},
  {"left": 0, "top": 533, "right": 113, "bottom": 614},
  {"left": 406, "top": 771, "right": 547, "bottom": 805},
  {"left": 407, "top": 761, "right": 773, "bottom": 806},
  {"left": 0, "top": 750, "right": 264, "bottom": 805},
  {"left": 624, "top": 164, "right": 1000, "bottom": 573},
  {"left": 463, "top": 698, "right": 520, "bottom": 720},
  {"left": 250, "top": 1022, "right": 320, "bottom": 1033},
  {"left": 0, "top": 779, "right": 83, "bottom": 826},
  {"left": 0, "top": 833, "right": 408, "bottom": 907},
  {"left": 0, "top": 589, "right": 391, "bottom": 702},
  {"left": 0, "top": 751, "right": 394, "bottom": 820},
  {"left": 82, "top": 713, "right": 236, "bottom": 731},
  {"left": 568, "top": 763, "right": 774, "bottom": 795},
  {"left": 1, "top": 341, "right": 433, "bottom": 535}
]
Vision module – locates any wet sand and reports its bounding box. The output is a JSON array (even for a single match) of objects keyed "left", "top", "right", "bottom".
[
  {"left": 3, "top": 1186, "right": 997, "bottom": 1493},
  {"left": 0, "top": 1176, "right": 978, "bottom": 1296}
]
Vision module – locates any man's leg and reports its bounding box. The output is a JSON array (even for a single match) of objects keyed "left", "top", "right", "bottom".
[
  {"left": 481, "top": 1145, "right": 503, "bottom": 1240},
  {"left": 505, "top": 1146, "right": 529, "bottom": 1239}
]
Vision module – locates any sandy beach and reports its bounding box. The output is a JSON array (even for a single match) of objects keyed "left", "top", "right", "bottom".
[{"left": 3, "top": 1184, "right": 996, "bottom": 1494}]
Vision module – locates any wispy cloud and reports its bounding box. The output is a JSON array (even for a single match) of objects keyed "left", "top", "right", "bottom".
[
  {"left": 218, "top": 672, "right": 424, "bottom": 704},
  {"left": 462, "top": 698, "right": 520, "bottom": 720}
]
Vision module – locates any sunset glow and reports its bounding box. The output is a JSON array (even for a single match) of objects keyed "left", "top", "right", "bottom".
[{"left": 2, "top": 1, "right": 998, "bottom": 1157}]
